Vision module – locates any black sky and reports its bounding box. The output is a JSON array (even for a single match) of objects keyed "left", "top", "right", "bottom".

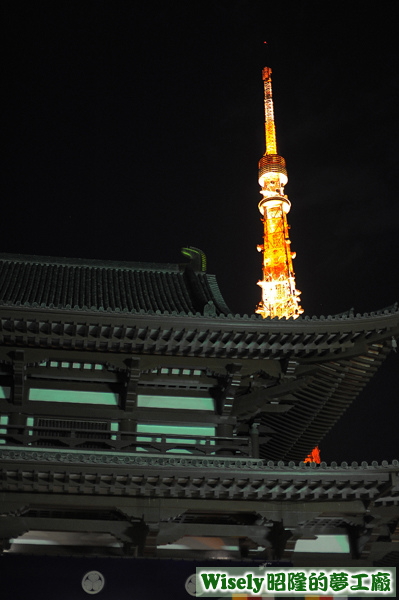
[{"left": 3, "top": 1, "right": 399, "bottom": 464}]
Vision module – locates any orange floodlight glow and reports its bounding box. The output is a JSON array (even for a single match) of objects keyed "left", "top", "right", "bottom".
[
  {"left": 304, "top": 446, "right": 321, "bottom": 464},
  {"left": 256, "top": 67, "right": 303, "bottom": 319}
]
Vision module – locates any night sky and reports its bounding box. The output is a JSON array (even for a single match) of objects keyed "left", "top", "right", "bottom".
[{"left": 3, "top": 1, "right": 399, "bottom": 464}]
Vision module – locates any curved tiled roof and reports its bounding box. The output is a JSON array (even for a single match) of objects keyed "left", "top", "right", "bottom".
[
  {"left": 1, "top": 446, "right": 398, "bottom": 503},
  {"left": 0, "top": 253, "right": 397, "bottom": 466},
  {"left": 0, "top": 253, "right": 231, "bottom": 317}
]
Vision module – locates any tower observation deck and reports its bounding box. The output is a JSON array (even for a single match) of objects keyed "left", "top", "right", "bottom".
[{"left": 256, "top": 67, "right": 303, "bottom": 319}]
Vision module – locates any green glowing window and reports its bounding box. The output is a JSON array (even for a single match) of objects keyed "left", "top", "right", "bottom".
[
  {"left": 0, "top": 415, "right": 9, "bottom": 444},
  {"left": 137, "top": 395, "right": 214, "bottom": 411},
  {"left": 295, "top": 535, "right": 349, "bottom": 553},
  {"left": 29, "top": 388, "right": 119, "bottom": 406},
  {"left": 137, "top": 423, "right": 215, "bottom": 444},
  {"left": 26, "top": 417, "right": 34, "bottom": 438},
  {"left": 0, "top": 386, "right": 11, "bottom": 399},
  {"left": 110, "top": 422, "right": 118, "bottom": 440}
]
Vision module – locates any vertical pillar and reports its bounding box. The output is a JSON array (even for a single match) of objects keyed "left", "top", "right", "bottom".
[
  {"left": 119, "top": 419, "right": 137, "bottom": 450},
  {"left": 216, "top": 421, "right": 234, "bottom": 456},
  {"left": 250, "top": 423, "right": 260, "bottom": 458},
  {"left": 8, "top": 412, "right": 27, "bottom": 444}
]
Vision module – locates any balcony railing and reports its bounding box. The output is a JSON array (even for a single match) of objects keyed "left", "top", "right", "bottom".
[{"left": 0, "top": 423, "right": 251, "bottom": 457}]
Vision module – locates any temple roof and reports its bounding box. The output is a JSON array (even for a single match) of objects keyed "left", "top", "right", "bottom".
[
  {"left": 1, "top": 446, "right": 398, "bottom": 504},
  {"left": 0, "top": 252, "right": 398, "bottom": 464},
  {"left": 0, "top": 252, "right": 231, "bottom": 317},
  {"left": 1, "top": 251, "right": 397, "bottom": 326},
  {"left": 1, "top": 447, "right": 398, "bottom": 565}
]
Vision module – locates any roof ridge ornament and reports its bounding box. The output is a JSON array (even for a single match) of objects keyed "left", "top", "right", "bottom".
[{"left": 181, "top": 247, "right": 207, "bottom": 272}]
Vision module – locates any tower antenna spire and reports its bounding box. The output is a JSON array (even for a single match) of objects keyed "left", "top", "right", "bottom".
[{"left": 256, "top": 67, "right": 303, "bottom": 319}]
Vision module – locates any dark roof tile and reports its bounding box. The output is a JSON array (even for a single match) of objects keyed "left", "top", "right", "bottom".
[{"left": 0, "top": 253, "right": 232, "bottom": 317}]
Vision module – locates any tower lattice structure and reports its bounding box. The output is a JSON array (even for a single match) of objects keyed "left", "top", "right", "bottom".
[{"left": 256, "top": 67, "right": 303, "bottom": 319}]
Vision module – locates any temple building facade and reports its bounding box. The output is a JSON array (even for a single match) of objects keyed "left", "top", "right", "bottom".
[
  {"left": 1, "top": 61, "right": 398, "bottom": 598},
  {"left": 0, "top": 250, "right": 398, "bottom": 573}
]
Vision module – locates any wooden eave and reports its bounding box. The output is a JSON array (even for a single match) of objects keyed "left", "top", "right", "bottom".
[
  {"left": 0, "top": 305, "right": 398, "bottom": 462},
  {"left": 0, "top": 447, "right": 398, "bottom": 504},
  {"left": 0, "top": 304, "right": 398, "bottom": 359}
]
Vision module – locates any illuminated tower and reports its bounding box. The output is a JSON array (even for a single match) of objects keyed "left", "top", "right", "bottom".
[{"left": 256, "top": 67, "right": 303, "bottom": 319}]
